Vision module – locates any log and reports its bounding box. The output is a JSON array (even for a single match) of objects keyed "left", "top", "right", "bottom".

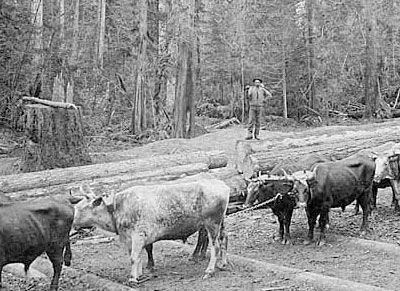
[
  {"left": 0, "top": 150, "right": 227, "bottom": 194},
  {"left": 22, "top": 96, "right": 78, "bottom": 110},
  {"left": 22, "top": 104, "right": 91, "bottom": 172},
  {"left": 236, "top": 122, "right": 400, "bottom": 173},
  {"left": 242, "top": 129, "right": 400, "bottom": 178}
]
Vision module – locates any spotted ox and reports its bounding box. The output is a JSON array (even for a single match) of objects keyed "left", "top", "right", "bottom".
[
  {"left": 0, "top": 197, "right": 74, "bottom": 291},
  {"left": 292, "top": 154, "right": 375, "bottom": 246},
  {"left": 73, "top": 178, "right": 230, "bottom": 283}
]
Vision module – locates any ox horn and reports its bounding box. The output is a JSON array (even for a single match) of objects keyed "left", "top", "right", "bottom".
[
  {"left": 79, "top": 184, "right": 96, "bottom": 199},
  {"left": 281, "top": 169, "right": 293, "bottom": 180}
]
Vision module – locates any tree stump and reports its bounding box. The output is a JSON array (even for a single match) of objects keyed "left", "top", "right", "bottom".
[{"left": 21, "top": 104, "right": 91, "bottom": 172}]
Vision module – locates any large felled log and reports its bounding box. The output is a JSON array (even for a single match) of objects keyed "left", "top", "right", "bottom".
[
  {"left": 22, "top": 104, "right": 91, "bottom": 172},
  {"left": 0, "top": 150, "right": 227, "bottom": 194},
  {"left": 235, "top": 122, "right": 400, "bottom": 173},
  {"left": 6, "top": 164, "right": 245, "bottom": 204},
  {"left": 6, "top": 163, "right": 210, "bottom": 201},
  {"left": 242, "top": 130, "right": 400, "bottom": 178}
]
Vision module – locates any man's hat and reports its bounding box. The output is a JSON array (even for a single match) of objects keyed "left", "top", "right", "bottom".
[{"left": 253, "top": 78, "right": 263, "bottom": 83}]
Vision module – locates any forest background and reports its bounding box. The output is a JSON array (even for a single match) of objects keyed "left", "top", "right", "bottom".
[{"left": 1, "top": 0, "right": 399, "bottom": 140}]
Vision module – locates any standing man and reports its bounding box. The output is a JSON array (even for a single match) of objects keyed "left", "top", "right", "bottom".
[{"left": 246, "top": 78, "right": 272, "bottom": 140}]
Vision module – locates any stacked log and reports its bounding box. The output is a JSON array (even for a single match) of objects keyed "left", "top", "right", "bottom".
[
  {"left": 1, "top": 150, "right": 247, "bottom": 203},
  {"left": 237, "top": 124, "right": 400, "bottom": 178}
]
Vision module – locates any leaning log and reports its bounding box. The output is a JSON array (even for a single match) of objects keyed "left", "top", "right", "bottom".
[
  {"left": 236, "top": 124, "right": 400, "bottom": 173},
  {"left": 0, "top": 150, "right": 227, "bottom": 194},
  {"left": 6, "top": 163, "right": 210, "bottom": 201},
  {"left": 242, "top": 132, "right": 400, "bottom": 178}
]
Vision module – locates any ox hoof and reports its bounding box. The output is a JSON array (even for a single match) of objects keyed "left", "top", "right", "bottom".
[
  {"left": 315, "top": 239, "right": 326, "bottom": 247},
  {"left": 281, "top": 239, "right": 292, "bottom": 245}
]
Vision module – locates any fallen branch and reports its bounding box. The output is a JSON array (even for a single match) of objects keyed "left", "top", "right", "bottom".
[
  {"left": 206, "top": 117, "right": 240, "bottom": 130},
  {"left": 22, "top": 96, "right": 78, "bottom": 110}
]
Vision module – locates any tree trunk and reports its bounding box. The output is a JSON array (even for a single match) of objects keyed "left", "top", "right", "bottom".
[
  {"left": 363, "top": 0, "right": 378, "bottom": 118},
  {"left": 21, "top": 104, "right": 91, "bottom": 173},
  {"left": 306, "top": 0, "right": 317, "bottom": 110},
  {"left": 71, "top": 0, "right": 80, "bottom": 63},
  {"left": 98, "top": 0, "right": 106, "bottom": 68},
  {"left": 173, "top": 0, "right": 196, "bottom": 138},
  {"left": 31, "top": 0, "right": 43, "bottom": 69},
  {"left": 2, "top": 150, "right": 227, "bottom": 194},
  {"left": 131, "top": 0, "right": 148, "bottom": 134}
]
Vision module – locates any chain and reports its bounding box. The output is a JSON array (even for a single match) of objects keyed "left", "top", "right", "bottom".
[{"left": 227, "top": 193, "right": 282, "bottom": 217}]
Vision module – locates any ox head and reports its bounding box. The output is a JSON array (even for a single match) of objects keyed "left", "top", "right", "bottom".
[
  {"left": 73, "top": 185, "right": 117, "bottom": 233},
  {"left": 373, "top": 151, "right": 400, "bottom": 183},
  {"left": 288, "top": 170, "right": 315, "bottom": 208},
  {"left": 243, "top": 177, "right": 263, "bottom": 208}
]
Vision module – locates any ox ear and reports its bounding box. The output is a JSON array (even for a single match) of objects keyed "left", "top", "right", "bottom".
[{"left": 92, "top": 197, "right": 103, "bottom": 207}]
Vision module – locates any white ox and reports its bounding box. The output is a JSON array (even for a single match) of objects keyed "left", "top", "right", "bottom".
[{"left": 73, "top": 178, "right": 230, "bottom": 283}]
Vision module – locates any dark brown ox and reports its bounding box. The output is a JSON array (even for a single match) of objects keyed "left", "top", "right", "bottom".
[
  {"left": 73, "top": 179, "right": 230, "bottom": 283},
  {"left": 243, "top": 154, "right": 331, "bottom": 245},
  {"left": 372, "top": 152, "right": 400, "bottom": 213},
  {"left": 293, "top": 154, "right": 375, "bottom": 246},
  {"left": 0, "top": 197, "right": 74, "bottom": 291}
]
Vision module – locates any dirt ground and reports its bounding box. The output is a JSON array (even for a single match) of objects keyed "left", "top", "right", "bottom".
[{"left": 2, "top": 120, "right": 400, "bottom": 290}]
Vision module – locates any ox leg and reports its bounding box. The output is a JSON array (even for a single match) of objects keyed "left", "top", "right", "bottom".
[
  {"left": 47, "top": 246, "right": 64, "bottom": 291},
  {"left": 390, "top": 180, "right": 400, "bottom": 214},
  {"left": 217, "top": 222, "right": 228, "bottom": 269},
  {"left": 128, "top": 234, "right": 145, "bottom": 283},
  {"left": 145, "top": 244, "right": 154, "bottom": 270},
  {"left": 191, "top": 227, "right": 208, "bottom": 262},
  {"left": 304, "top": 207, "right": 318, "bottom": 245},
  {"left": 357, "top": 193, "right": 370, "bottom": 234},
  {"left": 203, "top": 224, "right": 221, "bottom": 279},
  {"left": 282, "top": 208, "right": 293, "bottom": 245},
  {"left": 63, "top": 241, "right": 72, "bottom": 267},
  {"left": 276, "top": 213, "right": 285, "bottom": 242},
  {"left": 316, "top": 209, "right": 329, "bottom": 246}
]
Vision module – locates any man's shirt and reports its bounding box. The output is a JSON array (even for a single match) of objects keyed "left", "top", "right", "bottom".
[{"left": 248, "top": 86, "right": 272, "bottom": 107}]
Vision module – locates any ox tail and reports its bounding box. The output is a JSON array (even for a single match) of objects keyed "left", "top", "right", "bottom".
[{"left": 63, "top": 241, "right": 72, "bottom": 266}]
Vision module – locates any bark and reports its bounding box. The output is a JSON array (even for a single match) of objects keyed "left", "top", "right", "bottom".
[
  {"left": 6, "top": 163, "right": 210, "bottom": 201},
  {"left": 131, "top": 0, "right": 148, "bottom": 134},
  {"left": 5, "top": 164, "right": 244, "bottom": 204},
  {"left": 21, "top": 104, "right": 91, "bottom": 172},
  {"left": 241, "top": 129, "right": 400, "bottom": 178},
  {"left": 31, "top": 0, "right": 43, "bottom": 68},
  {"left": 235, "top": 123, "right": 400, "bottom": 174},
  {"left": 98, "top": 0, "right": 106, "bottom": 68},
  {"left": 173, "top": 0, "right": 196, "bottom": 138},
  {"left": 22, "top": 96, "right": 77, "bottom": 109},
  {"left": 1, "top": 150, "right": 227, "bottom": 194},
  {"left": 306, "top": 0, "right": 317, "bottom": 110},
  {"left": 71, "top": 0, "right": 80, "bottom": 63},
  {"left": 363, "top": 0, "right": 378, "bottom": 117}
]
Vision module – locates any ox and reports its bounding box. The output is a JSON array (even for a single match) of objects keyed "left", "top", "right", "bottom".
[
  {"left": 243, "top": 154, "right": 331, "bottom": 245},
  {"left": 0, "top": 197, "right": 74, "bottom": 291},
  {"left": 372, "top": 152, "right": 400, "bottom": 213},
  {"left": 73, "top": 178, "right": 230, "bottom": 283},
  {"left": 291, "top": 154, "right": 375, "bottom": 246}
]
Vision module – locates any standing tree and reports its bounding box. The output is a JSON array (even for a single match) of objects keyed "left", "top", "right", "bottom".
[
  {"left": 363, "top": 0, "right": 378, "bottom": 118},
  {"left": 131, "top": 0, "right": 148, "bottom": 134},
  {"left": 173, "top": 0, "right": 197, "bottom": 138}
]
